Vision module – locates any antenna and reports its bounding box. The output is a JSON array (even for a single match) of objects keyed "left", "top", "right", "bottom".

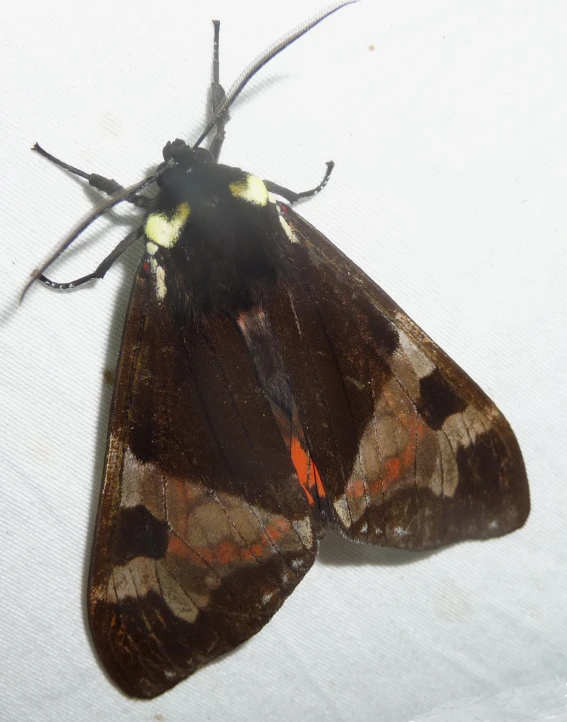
[{"left": 193, "top": 1, "right": 359, "bottom": 148}]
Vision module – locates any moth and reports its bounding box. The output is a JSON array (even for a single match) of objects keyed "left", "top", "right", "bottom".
[{"left": 25, "top": 0, "right": 529, "bottom": 699}]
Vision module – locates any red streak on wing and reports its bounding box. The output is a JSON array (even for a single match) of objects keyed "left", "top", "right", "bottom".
[
  {"left": 290, "top": 433, "right": 326, "bottom": 506},
  {"left": 167, "top": 534, "right": 209, "bottom": 568},
  {"left": 291, "top": 435, "right": 314, "bottom": 505}
]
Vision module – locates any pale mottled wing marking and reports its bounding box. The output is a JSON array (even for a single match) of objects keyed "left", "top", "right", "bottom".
[
  {"left": 266, "top": 204, "right": 529, "bottom": 549},
  {"left": 88, "top": 263, "right": 318, "bottom": 699}
]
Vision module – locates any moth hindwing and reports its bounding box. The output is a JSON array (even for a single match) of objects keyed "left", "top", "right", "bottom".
[{"left": 28, "top": 1, "right": 528, "bottom": 699}]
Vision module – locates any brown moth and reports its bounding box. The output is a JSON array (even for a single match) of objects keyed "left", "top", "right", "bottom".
[{"left": 27, "top": 0, "right": 528, "bottom": 699}]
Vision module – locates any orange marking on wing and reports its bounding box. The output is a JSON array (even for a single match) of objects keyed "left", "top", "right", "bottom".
[
  {"left": 198, "top": 541, "right": 252, "bottom": 565},
  {"left": 167, "top": 535, "right": 211, "bottom": 569},
  {"left": 384, "top": 456, "right": 402, "bottom": 483},
  {"left": 264, "top": 520, "right": 290, "bottom": 542},
  {"left": 192, "top": 526, "right": 290, "bottom": 567},
  {"left": 367, "top": 416, "right": 429, "bottom": 495},
  {"left": 215, "top": 542, "right": 237, "bottom": 564},
  {"left": 167, "top": 535, "right": 188, "bottom": 556},
  {"left": 290, "top": 434, "right": 326, "bottom": 505},
  {"left": 348, "top": 477, "right": 366, "bottom": 500},
  {"left": 291, "top": 435, "right": 315, "bottom": 505},
  {"left": 272, "top": 517, "right": 292, "bottom": 534}
]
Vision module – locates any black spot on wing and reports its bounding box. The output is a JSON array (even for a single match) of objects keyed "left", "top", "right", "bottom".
[
  {"left": 115, "top": 506, "right": 169, "bottom": 564},
  {"left": 417, "top": 368, "right": 467, "bottom": 430},
  {"left": 455, "top": 430, "right": 504, "bottom": 499},
  {"left": 356, "top": 295, "right": 399, "bottom": 356}
]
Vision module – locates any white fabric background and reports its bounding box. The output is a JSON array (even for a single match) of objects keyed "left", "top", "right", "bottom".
[{"left": 1, "top": 1, "right": 566, "bottom": 720}]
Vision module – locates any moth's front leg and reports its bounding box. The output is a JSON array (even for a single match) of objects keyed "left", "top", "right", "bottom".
[{"left": 264, "top": 161, "right": 335, "bottom": 203}]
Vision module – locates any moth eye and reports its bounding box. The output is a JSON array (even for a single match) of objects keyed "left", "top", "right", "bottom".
[
  {"left": 144, "top": 202, "right": 191, "bottom": 248},
  {"left": 229, "top": 175, "right": 269, "bottom": 206}
]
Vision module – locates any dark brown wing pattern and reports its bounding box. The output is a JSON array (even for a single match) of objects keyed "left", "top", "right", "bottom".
[
  {"left": 88, "top": 265, "right": 318, "bottom": 699},
  {"left": 265, "top": 203, "right": 529, "bottom": 550},
  {"left": 89, "top": 201, "right": 528, "bottom": 699}
]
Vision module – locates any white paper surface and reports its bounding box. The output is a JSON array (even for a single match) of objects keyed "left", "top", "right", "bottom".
[{"left": 1, "top": 1, "right": 566, "bottom": 720}]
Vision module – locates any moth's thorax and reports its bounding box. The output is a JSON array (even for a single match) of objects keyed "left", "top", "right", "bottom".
[{"left": 143, "top": 162, "right": 295, "bottom": 318}]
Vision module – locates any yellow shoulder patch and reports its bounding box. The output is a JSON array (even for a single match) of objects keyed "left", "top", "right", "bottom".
[
  {"left": 229, "top": 175, "right": 268, "bottom": 206},
  {"left": 145, "top": 202, "right": 191, "bottom": 248}
]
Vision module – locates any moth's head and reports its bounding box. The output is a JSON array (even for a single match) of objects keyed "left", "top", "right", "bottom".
[
  {"left": 155, "top": 140, "right": 214, "bottom": 193},
  {"left": 159, "top": 139, "right": 213, "bottom": 172}
]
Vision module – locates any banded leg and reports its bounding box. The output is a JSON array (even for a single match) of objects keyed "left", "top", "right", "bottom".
[
  {"left": 40, "top": 229, "right": 142, "bottom": 290},
  {"left": 264, "top": 161, "right": 335, "bottom": 204},
  {"left": 33, "top": 143, "right": 151, "bottom": 210},
  {"left": 209, "top": 20, "right": 230, "bottom": 163}
]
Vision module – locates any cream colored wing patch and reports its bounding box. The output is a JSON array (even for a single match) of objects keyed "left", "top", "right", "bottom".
[{"left": 105, "top": 449, "right": 315, "bottom": 626}]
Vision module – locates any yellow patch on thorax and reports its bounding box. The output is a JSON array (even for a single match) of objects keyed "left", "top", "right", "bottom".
[
  {"left": 229, "top": 175, "right": 268, "bottom": 206},
  {"left": 144, "top": 202, "right": 191, "bottom": 248}
]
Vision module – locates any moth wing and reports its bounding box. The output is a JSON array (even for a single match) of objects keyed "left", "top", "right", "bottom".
[
  {"left": 266, "top": 203, "right": 529, "bottom": 549},
  {"left": 88, "top": 263, "right": 318, "bottom": 699}
]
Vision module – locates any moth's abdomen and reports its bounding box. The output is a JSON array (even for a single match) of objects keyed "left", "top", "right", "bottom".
[{"left": 237, "top": 306, "right": 332, "bottom": 522}]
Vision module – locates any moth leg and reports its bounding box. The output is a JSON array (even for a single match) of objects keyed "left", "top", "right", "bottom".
[
  {"left": 208, "top": 20, "right": 230, "bottom": 163},
  {"left": 264, "top": 161, "right": 335, "bottom": 204},
  {"left": 40, "top": 229, "right": 141, "bottom": 290},
  {"left": 33, "top": 143, "right": 151, "bottom": 210}
]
